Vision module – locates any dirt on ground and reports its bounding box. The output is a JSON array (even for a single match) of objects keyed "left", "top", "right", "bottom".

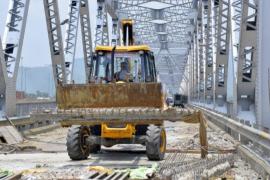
[{"left": 0, "top": 121, "right": 262, "bottom": 179}]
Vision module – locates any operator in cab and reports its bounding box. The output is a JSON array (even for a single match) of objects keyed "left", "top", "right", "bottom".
[{"left": 115, "top": 61, "right": 129, "bottom": 82}]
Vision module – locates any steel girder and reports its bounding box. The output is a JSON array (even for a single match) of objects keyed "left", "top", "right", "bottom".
[
  {"left": 189, "top": 0, "right": 266, "bottom": 127},
  {"left": 1, "top": 0, "right": 30, "bottom": 116},
  {"left": 189, "top": 41, "right": 194, "bottom": 100},
  {"left": 237, "top": 0, "right": 257, "bottom": 112},
  {"left": 64, "top": 0, "right": 81, "bottom": 82},
  {"left": 198, "top": 0, "right": 206, "bottom": 103},
  {"left": 257, "top": 0, "right": 270, "bottom": 130},
  {"left": 44, "top": 0, "right": 95, "bottom": 84},
  {"left": 43, "top": 0, "right": 67, "bottom": 85},
  {"left": 190, "top": 0, "right": 231, "bottom": 107},
  {"left": 214, "top": 0, "right": 231, "bottom": 107},
  {"left": 204, "top": 0, "right": 214, "bottom": 105},
  {"left": 80, "top": 0, "right": 94, "bottom": 83},
  {"left": 111, "top": 17, "right": 120, "bottom": 46},
  {"left": 188, "top": 48, "right": 193, "bottom": 102},
  {"left": 193, "top": 31, "right": 199, "bottom": 101},
  {"left": 63, "top": 0, "right": 94, "bottom": 83},
  {"left": 0, "top": 36, "right": 6, "bottom": 116},
  {"left": 95, "top": 0, "right": 110, "bottom": 46}
]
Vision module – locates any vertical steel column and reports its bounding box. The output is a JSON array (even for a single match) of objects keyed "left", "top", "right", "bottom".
[
  {"left": 214, "top": 0, "right": 231, "bottom": 108},
  {"left": 188, "top": 46, "right": 193, "bottom": 103},
  {"left": 202, "top": 0, "right": 209, "bottom": 104},
  {"left": 80, "top": 0, "right": 93, "bottom": 83},
  {"left": 194, "top": 31, "right": 199, "bottom": 102},
  {"left": 226, "top": 0, "right": 242, "bottom": 117},
  {"left": 237, "top": 0, "right": 257, "bottom": 119},
  {"left": 190, "top": 42, "right": 195, "bottom": 101},
  {"left": 1, "top": 0, "right": 30, "bottom": 116},
  {"left": 43, "top": 0, "right": 67, "bottom": 85},
  {"left": 111, "top": 17, "right": 119, "bottom": 46},
  {"left": 198, "top": 0, "right": 205, "bottom": 103},
  {"left": 95, "top": 0, "right": 109, "bottom": 46},
  {"left": 257, "top": 0, "right": 270, "bottom": 130},
  {"left": 212, "top": 0, "right": 220, "bottom": 109},
  {"left": 64, "top": 0, "right": 81, "bottom": 82},
  {"left": 165, "top": 56, "right": 175, "bottom": 94},
  {"left": 192, "top": 42, "right": 196, "bottom": 101},
  {"left": 0, "top": 36, "right": 7, "bottom": 115},
  {"left": 205, "top": 0, "right": 214, "bottom": 105}
]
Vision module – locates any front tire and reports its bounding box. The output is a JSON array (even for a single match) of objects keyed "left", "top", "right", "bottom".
[
  {"left": 146, "top": 125, "right": 166, "bottom": 161},
  {"left": 66, "top": 125, "right": 91, "bottom": 160}
]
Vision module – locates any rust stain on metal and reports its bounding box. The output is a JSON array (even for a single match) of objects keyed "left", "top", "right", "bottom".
[{"left": 57, "top": 83, "right": 165, "bottom": 109}]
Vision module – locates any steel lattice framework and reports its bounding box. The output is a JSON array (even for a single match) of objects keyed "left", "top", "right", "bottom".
[
  {"left": 115, "top": 0, "right": 196, "bottom": 95},
  {"left": 0, "top": 0, "right": 30, "bottom": 116},
  {"left": 0, "top": 0, "right": 269, "bottom": 130},
  {"left": 188, "top": 0, "right": 269, "bottom": 130}
]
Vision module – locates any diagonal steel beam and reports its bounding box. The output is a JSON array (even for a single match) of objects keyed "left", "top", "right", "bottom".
[
  {"left": 64, "top": 0, "right": 81, "bottom": 83},
  {"left": 80, "top": 0, "right": 94, "bottom": 83},
  {"left": 43, "top": 0, "right": 67, "bottom": 85},
  {"left": 95, "top": 0, "right": 110, "bottom": 46},
  {"left": 2, "top": 0, "right": 30, "bottom": 116}
]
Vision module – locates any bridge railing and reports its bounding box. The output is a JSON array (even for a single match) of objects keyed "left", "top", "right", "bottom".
[
  {"left": 192, "top": 104, "right": 270, "bottom": 151},
  {"left": 0, "top": 115, "right": 56, "bottom": 132},
  {"left": 192, "top": 104, "right": 270, "bottom": 176}
]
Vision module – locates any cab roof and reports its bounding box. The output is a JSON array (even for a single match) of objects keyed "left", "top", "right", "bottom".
[{"left": 95, "top": 45, "right": 151, "bottom": 52}]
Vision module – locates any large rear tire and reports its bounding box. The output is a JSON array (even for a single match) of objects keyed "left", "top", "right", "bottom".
[
  {"left": 146, "top": 125, "right": 166, "bottom": 161},
  {"left": 66, "top": 125, "right": 91, "bottom": 160}
]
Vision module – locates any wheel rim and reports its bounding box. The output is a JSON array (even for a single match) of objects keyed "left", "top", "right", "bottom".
[
  {"left": 80, "top": 128, "right": 90, "bottom": 153},
  {"left": 159, "top": 129, "right": 166, "bottom": 153}
]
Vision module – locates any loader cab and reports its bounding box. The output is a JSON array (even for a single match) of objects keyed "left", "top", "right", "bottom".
[{"left": 92, "top": 45, "right": 157, "bottom": 83}]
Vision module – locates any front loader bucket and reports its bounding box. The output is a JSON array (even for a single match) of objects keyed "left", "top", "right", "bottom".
[{"left": 57, "top": 83, "right": 165, "bottom": 109}]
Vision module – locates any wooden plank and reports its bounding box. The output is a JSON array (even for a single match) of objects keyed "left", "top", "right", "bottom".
[{"left": 0, "top": 126, "right": 23, "bottom": 144}]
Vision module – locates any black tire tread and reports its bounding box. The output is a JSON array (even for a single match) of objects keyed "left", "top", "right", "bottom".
[
  {"left": 66, "top": 126, "right": 90, "bottom": 160},
  {"left": 146, "top": 125, "right": 166, "bottom": 161}
]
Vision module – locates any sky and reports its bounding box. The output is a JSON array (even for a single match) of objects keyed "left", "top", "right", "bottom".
[{"left": 0, "top": 0, "right": 98, "bottom": 67}]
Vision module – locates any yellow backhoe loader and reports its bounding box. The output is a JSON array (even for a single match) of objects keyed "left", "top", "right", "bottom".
[{"left": 54, "top": 19, "right": 208, "bottom": 161}]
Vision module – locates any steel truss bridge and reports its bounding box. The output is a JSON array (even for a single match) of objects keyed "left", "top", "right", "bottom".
[{"left": 0, "top": 0, "right": 269, "bottom": 132}]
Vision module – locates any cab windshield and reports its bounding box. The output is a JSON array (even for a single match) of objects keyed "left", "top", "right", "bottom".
[{"left": 94, "top": 51, "right": 156, "bottom": 83}]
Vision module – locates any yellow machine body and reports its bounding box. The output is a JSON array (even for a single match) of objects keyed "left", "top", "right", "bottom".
[
  {"left": 101, "top": 124, "right": 135, "bottom": 139},
  {"left": 95, "top": 45, "right": 150, "bottom": 52}
]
